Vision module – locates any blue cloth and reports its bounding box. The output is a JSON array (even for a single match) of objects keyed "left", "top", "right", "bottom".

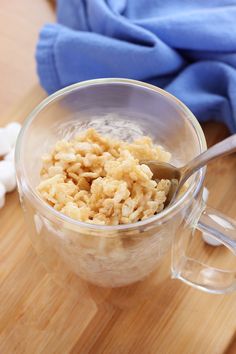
[{"left": 36, "top": 0, "right": 236, "bottom": 132}]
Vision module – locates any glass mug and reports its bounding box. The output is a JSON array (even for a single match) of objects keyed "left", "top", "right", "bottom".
[{"left": 16, "top": 79, "right": 236, "bottom": 308}]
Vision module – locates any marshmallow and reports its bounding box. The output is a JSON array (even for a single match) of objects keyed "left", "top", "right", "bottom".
[
  {"left": 5, "top": 122, "right": 21, "bottom": 147},
  {"left": 202, "top": 187, "right": 209, "bottom": 202},
  {"left": 0, "top": 161, "right": 16, "bottom": 192},
  {"left": 0, "top": 128, "right": 11, "bottom": 156},
  {"left": 201, "top": 187, "right": 221, "bottom": 246},
  {"left": 0, "top": 181, "right": 6, "bottom": 209},
  {"left": 202, "top": 232, "right": 222, "bottom": 246},
  {"left": 4, "top": 148, "right": 15, "bottom": 162}
]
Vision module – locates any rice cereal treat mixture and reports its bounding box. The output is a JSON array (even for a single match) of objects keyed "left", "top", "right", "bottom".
[{"left": 37, "top": 128, "right": 172, "bottom": 225}]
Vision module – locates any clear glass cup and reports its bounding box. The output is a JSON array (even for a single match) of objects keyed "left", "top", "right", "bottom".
[{"left": 15, "top": 79, "right": 236, "bottom": 308}]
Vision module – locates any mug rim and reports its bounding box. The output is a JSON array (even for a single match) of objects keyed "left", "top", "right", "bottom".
[{"left": 15, "top": 78, "right": 207, "bottom": 231}]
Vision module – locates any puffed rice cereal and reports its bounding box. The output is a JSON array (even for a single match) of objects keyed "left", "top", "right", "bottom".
[{"left": 37, "top": 128, "right": 172, "bottom": 225}]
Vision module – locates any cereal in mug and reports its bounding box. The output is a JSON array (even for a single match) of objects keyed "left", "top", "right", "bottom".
[{"left": 37, "top": 128, "right": 172, "bottom": 225}]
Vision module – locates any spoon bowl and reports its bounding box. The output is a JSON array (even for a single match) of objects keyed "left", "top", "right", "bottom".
[{"left": 142, "top": 134, "right": 236, "bottom": 206}]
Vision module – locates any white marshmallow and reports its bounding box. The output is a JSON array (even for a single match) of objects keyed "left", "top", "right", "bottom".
[
  {"left": 0, "top": 128, "right": 11, "bottom": 156},
  {"left": 202, "top": 187, "right": 209, "bottom": 202},
  {"left": 0, "top": 160, "right": 16, "bottom": 192},
  {"left": 4, "top": 147, "right": 15, "bottom": 162},
  {"left": 5, "top": 122, "right": 21, "bottom": 147},
  {"left": 201, "top": 187, "right": 221, "bottom": 246},
  {"left": 202, "top": 232, "right": 222, "bottom": 246},
  {"left": 0, "top": 181, "right": 6, "bottom": 209}
]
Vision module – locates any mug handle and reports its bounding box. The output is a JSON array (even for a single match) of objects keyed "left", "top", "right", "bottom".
[{"left": 172, "top": 204, "right": 236, "bottom": 293}]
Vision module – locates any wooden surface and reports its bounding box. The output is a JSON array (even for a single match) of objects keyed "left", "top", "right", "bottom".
[{"left": 0, "top": 1, "right": 236, "bottom": 353}]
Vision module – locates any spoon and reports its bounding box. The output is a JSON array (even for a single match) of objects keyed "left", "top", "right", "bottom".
[{"left": 142, "top": 134, "right": 236, "bottom": 206}]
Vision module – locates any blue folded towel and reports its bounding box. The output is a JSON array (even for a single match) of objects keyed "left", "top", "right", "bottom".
[{"left": 36, "top": 0, "right": 236, "bottom": 132}]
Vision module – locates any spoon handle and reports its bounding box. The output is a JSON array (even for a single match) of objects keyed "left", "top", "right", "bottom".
[{"left": 181, "top": 134, "right": 236, "bottom": 185}]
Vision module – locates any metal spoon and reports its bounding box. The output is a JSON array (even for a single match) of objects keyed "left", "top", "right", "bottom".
[{"left": 142, "top": 134, "right": 236, "bottom": 206}]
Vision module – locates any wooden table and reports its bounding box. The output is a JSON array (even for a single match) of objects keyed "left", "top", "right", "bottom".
[{"left": 0, "top": 2, "right": 236, "bottom": 353}]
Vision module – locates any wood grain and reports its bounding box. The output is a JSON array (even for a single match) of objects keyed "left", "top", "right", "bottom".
[
  {"left": 0, "top": 1, "right": 236, "bottom": 353},
  {"left": 0, "top": 0, "right": 55, "bottom": 118}
]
